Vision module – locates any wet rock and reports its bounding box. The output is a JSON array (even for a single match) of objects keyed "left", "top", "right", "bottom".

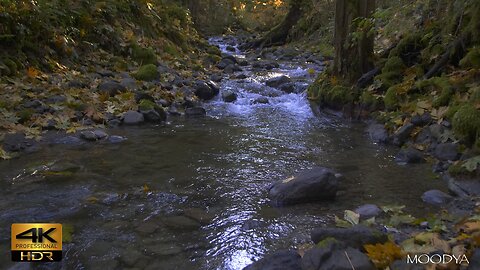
[
  {"left": 224, "top": 64, "right": 242, "bottom": 74},
  {"left": 468, "top": 248, "right": 480, "bottom": 270},
  {"left": 107, "top": 118, "right": 122, "bottom": 127},
  {"left": 268, "top": 167, "right": 339, "bottom": 206},
  {"left": 253, "top": 61, "right": 279, "bottom": 70},
  {"left": 80, "top": 130, "right": 108, "bottom": 141},
  {"left": 2, "top": 133, "right": 37, "bottom": 152},
  {"left": 433, "top": 143, "right": 459, "bottom": 161},
  {"left": 395, "top": 147, "right": 425, "bottom": 164},
  {"left": 241, "top": 219, "right": 264, "bottom": 230},
  {"left": 194, "top": 81, "right": 219, "bottom": 100},
  {"left": 221, "top": 54, "right": 238, "bottom": 64},
  {"left": 415, "top": 126, "right": 433, "bottom": 144},
  {"left": 136, "top": 220, "right": 159, "bottom": 234},
  {"left": 279, "top": 82, "right": 296, "bottom": 93},
  {"left": 134, "top": 92, "right": 155, "bottom": 103},
  {"left": 411, "top": 113, "right": 432, "bottom": 126},
  {"left": 265, "top": 75, "right": 292, "bottom": 88},
  {"left": 393, "top": 123, "right": 415, "bottom": 146},
  {"left": 147, "top": 244, "right": 183, "bottom": 256},
  {"left": 183, "top": 208, "right": 214, "bottom": 225},
  {"left": 303, "top": 246, "right": 374, "bottom": 270},
  {"left": 141, "top": 109, "right": 166, "bottom": 123},
  {"left": 226, "top": 45, "right": 236, "bottom": 52},
  {"left": 421, "top": 190, "right": 453, "bottom": 206},
  {"left": 54, "top": 136, "right": 84, "bottom": 145},
  {"left": 162, "top": 216, "right": 201, "bottom": 231},
  {"left": 390, "top": 260, "right": 424, "bottom": 270},
  {"left": 238, "top": 59, "right": 249, "bottom": 66},
  {"left": 367, "top": 123, "right": 388, "bottom": 143},
  {"left": 354, "top": 204, "right": 382, "bottom": 219},
  {"left": 447, "top": 177, "right": 480, "bottom": 197},
  {"left": 217, "top": 58, "right": 235, "bottom": 69},
  {"left": 210, "top": 74, "right": 223, "bottom": 82},
  {"left": 222, "top": 90, "right": 237, "bottom": 102},
  {"left": 185, "top": 107, "right": 206, "bottom": 117},
  {"left": 122, "top": 110, "right": 144, "bottom": 125},
  {"left": 253, "top": 97, "right": 269, "bottom": 104},
  {"left": 121, "top": 247, "right": 146, "bottom": 267},
  {"left": 97, "top": 81, "right": 127, "bottom": 96},
  {"left": 429, "top": 124, "right": 445, "bottom": 140},
  {"left": 243, "top": 250, "right": 301, "bottom": 270},
  {"left": 235, "top": 73, "right": 248, "bottom": 79},
  {"left": 108, "top": 135, "right": 127, "bottom": 144},
  {"left": 311, "top": 225, "right": 387, "bottom": 249}
]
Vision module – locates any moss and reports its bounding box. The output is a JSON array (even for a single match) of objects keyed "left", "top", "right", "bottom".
[
  {"left": 382, "top": 56, "right": 406, "bottom": 73},
  {"left": 389, "top": 33, "right": 424, "bottom": 65},
  {"left": 384, "top": 85, "right": 401, "bottom": 110},
  {"left": 415, "top": 77, "right": 453, "bottom": 107},
  {"left": 307, "top": 74, "right": 355, "bottom": 109},
  {"left": 452, "top": 104, "right": 480, "bottom": 145},
  {"left": 460, "top": 47, "right": 480, "bottom": 69},
  {"left": 164, "top": 44, "right": 180, "bottom": 57},
  {"left": 470, "top": 86, "right": 480, "bottom": 103},
  {"left": 133, "top": 64, "right": 159, "bottom": 81},
  {"left": 67, "top": 101, "right": 86, "bottom": 111},
  {"left": 18, "top": 108, "right": 34, "bottom": 123},
  {"left": 316, "top": 237, "right": 339, "bottom": 248},
  {"left": 448, "top": 163, "right": 475, "bottom": 177},
  {"left": 4, "top": 58, "right": 17, "bottom": 76},
  {"left": 138, "top": 99, "right": 157, "bottom": 111},
  {"left": 206, "top": 45, "right": 221, "bottom": 56},
  {"left": 446, "top": 104, "right": 461, "bottom": 120},
  {"left": 375, "top": 56, "right": 407, "bottom": 89},
  {"left": 433, "top": 87, "right": 454, "bottom": 108},
  {"left": 131, "top": 44, "right": 157, "bottom": 65},
  {"left": 361, "top": 91, "right": 381, "bottom": 111}
]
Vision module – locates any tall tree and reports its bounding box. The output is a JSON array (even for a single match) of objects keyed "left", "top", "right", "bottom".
[{"left": 333, "top": 0, "right": 375, "bottom": 83}]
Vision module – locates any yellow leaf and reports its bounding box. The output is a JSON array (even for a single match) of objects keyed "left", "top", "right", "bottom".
[
  {"left": 26, "top": 67, "right": 40, "bottom": 78},
  {"left": 0, "top": 146, "right": 12, "bottom": 160},
  {"left": 364, "top": 241, "right": 403, "bottom": 269}
]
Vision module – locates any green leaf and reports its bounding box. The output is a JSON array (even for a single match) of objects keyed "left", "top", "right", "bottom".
[
  {"left": 62, "top": 224, "right": 74, "bottom": 243},
  {"left": 344, "top": 210, "right": 360, "bottom": 225},
  {"left": 335, "top": 215, "right": 352, "bottom": 228},
  {"left": 462, "top": 156, "right": 480, "bottom": 172},
  {"left": 388, "top": 214, "right": 416, "bottom": 227},
  {"left": 381, "top": 205, "right": 405, "bottom": 214}
]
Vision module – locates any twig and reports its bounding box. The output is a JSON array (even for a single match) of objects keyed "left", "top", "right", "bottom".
[{"left": 344, "top": 250, "right": 356, "bottom": 270}]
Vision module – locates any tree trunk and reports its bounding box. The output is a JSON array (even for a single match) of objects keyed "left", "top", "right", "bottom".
[
  {"left": 244, "top": 0, "right": 304, "bottom": 48},
  {"left": 333, "top": 0, "right": 375, "bottom": 83}
]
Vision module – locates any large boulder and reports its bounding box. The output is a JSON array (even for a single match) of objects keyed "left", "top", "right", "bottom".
[
  {"left": 194, "top": 81, "right": 219, "bottom": 100},
  {"left": 311, "top": 225, "right": 388, "bottom": 249},
  {"left": 268, "top": 167, "right": 339, "bottom": 206},
  {"left": 266, "top": 75, "right": 292, "bottom": 88},
  {"left": 122, "top": 110, "right": 144, "bottom": 125},
  {"left": 367, "top": 123, "right": 389, "bottom": 143},
  {"left": 421, "top": 190, "right": 453, "bottom": 206},
  {"left": 243, "top": 250, "right": 301, "bottom": 270},
  {"left": 392, "top": 123, "right": 415, "bottom": 146},
  {"left": 302, "top": 246, "right": 375, "bottom": 270},
  {"left": 433, "top": 143, "right": 459, "bottom": 161}
]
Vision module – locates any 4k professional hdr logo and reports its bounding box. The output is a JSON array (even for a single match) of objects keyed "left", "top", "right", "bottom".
[{"left": 11, "top": 223, "right": 62, "bottom": 262}]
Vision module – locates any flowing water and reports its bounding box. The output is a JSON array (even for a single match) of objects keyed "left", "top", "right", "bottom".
[{"left": 0, "top": 38, "right": 446, "bottom": 270}]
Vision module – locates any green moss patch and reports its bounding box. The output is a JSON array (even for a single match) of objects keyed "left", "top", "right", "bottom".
[
  {"left": 452, "top": 104, "right": 480, "bottom": 145},
  {"left": 133, "top": 64, "right": 159, "bottom": 81},
  {"left": 131, "top": 44, "right": 158, "bottom": 65}
]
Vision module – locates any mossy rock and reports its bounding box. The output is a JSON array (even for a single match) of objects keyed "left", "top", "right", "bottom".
[
  {"left": 415, "top": 77, "right": 453, "bottom": 107},
  {"left": 382, "top": 56, "right": 406, "bottom": 73},
  {"left": 133, "top": 64, "right": 159, "bottom": 81},
  {"left": 452, "top": 104, "right": 480, "bottom": 145},
  {"left": 460, "top": 47, "right": 480, "bottom": 69},
  {"left": 131, "top": 44, "right": 157, "bottom": 65},
  {"left": 470, "top": 86, "right": 480, "bottom": 102},
  {"left": 3, "top": 58, "right": 17, "bottom": 76},
  {"left": 361, "top": 91, "right": 382, "bottom": 111},
  {"left": 206, "top": 45, "right": 221, "bottom": 56},
  {"left": 138, "top": 99, "right": 158, "bottom": 111},
  {"left": 389, "top": 33, "right": 424, "bottom": 65},
  {"left": 448, "top": 163, "right": 474, "bottom": 177},
  {"left": 375, "top": 57, "right": 407, "bottom": 89}
]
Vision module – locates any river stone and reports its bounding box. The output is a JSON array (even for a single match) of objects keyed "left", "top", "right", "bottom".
[
  {"left": 433, "top": 143, "right": 459, "bottom": 161},
  {"left": 279, "top": 82, "right": 296, "bottom": 93},
  {"left": 136, "top": 220, "right": 160, "bottom": 234},
  {"left": 253, "top": 97, "right": 269, "bottom": 104},
  {"left": 120, "top": 77, "right": 138, "bottom": 90},
  {"left": 243, "top": 250, "right": 301, "bottom": 270},
  {"left": 108, "top": 135, "right": 127, "bottom": 144},
  {"left": 393, "top": 123, "right": 415, "bottom": 146},
  {"left": 222, "top": 90, "right": 237, "bottom": 102},
  {"left": 80, "top": 130, "right": 108, "bottom": 141},
  {"left": 311, "top": 225, "right": 388, "bottom": 249},
  {"left": 303, "top": 247, "right": 374, "bottom": 270},
  {"left": 367, "top": 123, "right": 388, "bottom": 143},
  {"left": 194, "top": 81, "right": 218, "bottom": 100},
  {"left": 97, "top": 81, "right": 126, "bottom": 96},
  {"left": 224, "top": 64, "right": 242, "bottom": 74},
  {"left": 415, "top": 126, "right": 433, "bottom": 144},
  {"left": 421, "top": 190, "right": 453, "bottom": 206},
  {"left": 122, "top": 110, "right": 144, "bottom": 125},
  {"left": 162, "top": 215, "right": 201, "bottom": 231},
  {"left": 268, "top": 167, "right": 338, "bottom": 206},
  {"left": 354, "top": 204, "right": 382, "bottom": 219},
  {"left": 467, "top": 248, "right": 480, "bottom": 270},
  {"left": 395, "top": 147, "right": 425, "bottom": 164},
  {"left": 265, "top": 75, "right": 292, "bottom": 88},
  {"left": 185, "top": 107, "right": 206, "bottom": 117},
  {"left": 141, "top": 109, "right": 166, "bottom": 123},
  {"left": 411, "top": 113, "right": 432, "bottom": 126}
]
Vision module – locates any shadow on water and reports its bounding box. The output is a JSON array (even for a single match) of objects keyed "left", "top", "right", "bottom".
[{"left": 0, "top": 37, "right": 446, "bottom": 270}]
